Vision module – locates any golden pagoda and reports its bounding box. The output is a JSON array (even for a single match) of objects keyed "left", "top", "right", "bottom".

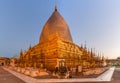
[{"left": 17, "top": 7, "right": 83, "bottom": 71}]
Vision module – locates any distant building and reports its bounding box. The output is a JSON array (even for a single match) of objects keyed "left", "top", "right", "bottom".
[
  {"left": 0, "top": 57, "right": 9, "bottom": 66},
  {"left": 108, "top": 57, "right": 120, "bottom": 66}
]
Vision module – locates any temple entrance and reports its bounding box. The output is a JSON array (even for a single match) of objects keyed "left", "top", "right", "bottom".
[
  {"left": 54, "top": 59, "right": 69, "bottom": 78},
  {"left": 58, "top": 59, "right": 67, "bottom": 74}
]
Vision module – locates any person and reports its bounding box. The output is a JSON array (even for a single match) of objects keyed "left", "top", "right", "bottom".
[
  {"left": 54, "top": 67, "right": 58, "bottom": 74},
  {"left": 69, "top": 70, "right": 72, "bottom": 78}
]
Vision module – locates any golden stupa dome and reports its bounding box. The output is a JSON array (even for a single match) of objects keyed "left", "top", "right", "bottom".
[{"left": 39, "top": 6, "right": 73, "bottom": 43}]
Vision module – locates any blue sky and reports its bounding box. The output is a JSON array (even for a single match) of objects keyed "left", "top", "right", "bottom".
[{"left": 0, "top": 0, "right": 120, "bottom": 59}]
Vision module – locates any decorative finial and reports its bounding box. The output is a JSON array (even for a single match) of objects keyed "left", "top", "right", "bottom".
[{"left": 55, "top": 5, "right": 58, "bottom": 11}]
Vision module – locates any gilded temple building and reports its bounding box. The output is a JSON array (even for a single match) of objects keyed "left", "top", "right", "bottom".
[
  {"left": 17, "top": 7, "right": 106, "bottom": 71},
  {"left": 17, "top": 7, "right": 83, "bottom": 71}
]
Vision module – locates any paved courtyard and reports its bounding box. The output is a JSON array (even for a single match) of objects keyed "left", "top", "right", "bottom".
[
  {"left": 81, "top": 67, "right": 120, "bottom": 83},
  {"left": 109, "top": 67, "right": 120, "bottom": 83},
  {"left": 0, "top": 66, "right": 120, "bottom": 83},
  {"left": 0, "top": 67, "right": 25, "bottom": 83}
]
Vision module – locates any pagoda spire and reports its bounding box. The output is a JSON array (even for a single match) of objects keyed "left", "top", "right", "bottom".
[
  {"left": 55, "top": 5, "right": 58, "bottom": 11},
  {"left": 81, "top": 44, "right": 83, "bottom": 49},
  {"left": 84, "top": 41, "right": 87, "bottom": 49},
  {"left": 20, "top": 48, "right": 23, "bottom": 55},
  {"left": 29, "top": 44, "right": 32, "bottom": 50},
  {"left": 90, "top": 48, "right": 93, "bottom": 55}
]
